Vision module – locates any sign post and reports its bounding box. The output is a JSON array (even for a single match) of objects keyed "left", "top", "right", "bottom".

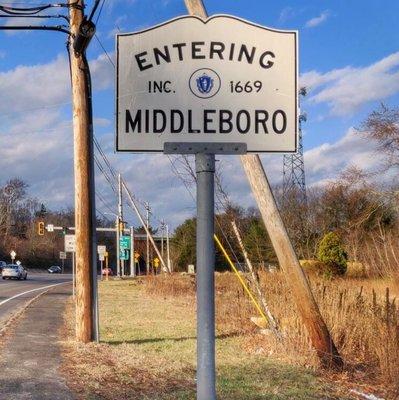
[
  {"left": 195, "top": 153, "right": 216, "bottom": 399},
  {"left": 65, "top": 234, "right": 76, "bottom": 253},
  {"left": 60, "top": 251, "right": 67, "bottom": 273},
  {"left": 130, "top": 227, "right": 135, "bottom": 277},
  {"left": 134, "top": 251, "right": 140, "bottom": 276},
  {"left": 10, "top": 250, "right": 16, "bottom": 263},
  {"left": 116, "top": 15, "right": 297, "bottom": 399},
  {"left": 97, "top": 245, "right": 106, "bottom": 280}
]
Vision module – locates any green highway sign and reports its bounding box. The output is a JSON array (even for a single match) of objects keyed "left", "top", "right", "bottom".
[
  {"left": 119, "top": 236, "right": 131, "bottom": 251},
  {"left": 120, "top": 249, "right": 129, "bottom": 261}
]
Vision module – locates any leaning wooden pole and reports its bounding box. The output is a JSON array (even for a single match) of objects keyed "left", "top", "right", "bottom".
[
  {"left": 241, "top": 155, "right": 342, "bottom": 367},
  {"left": 184, "top": 0, "right": 342, "bottom": 368},
  {"left": 69, "top": 0, "right": 96, "bottom": 343}
]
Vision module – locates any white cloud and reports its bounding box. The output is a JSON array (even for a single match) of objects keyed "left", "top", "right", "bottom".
[
  {"left": 300, "top": 52, "right": 399, "bottom": 116},
  {"left": 1, "top": 51, "right": 393, "bottom": 229},
  {"left": 0, "top": 53, "right": 114, "bottom": 117},
  {"left": 3, "top": 16, "right": 44, "bottom": 36},
  {"left": 305, "top": 10, "right": 330, "bottom": 28},
  {"left": 0, "top": 110, "right": 386, "bottom": 229},
  {"left": 304, "top": 128, "right": 383, "bottom": 185},
  {"left": 278, "top": 7, "right": 296, "bottom": 23}
]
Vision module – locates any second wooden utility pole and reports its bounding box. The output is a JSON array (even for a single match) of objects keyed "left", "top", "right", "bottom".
[
  {"left": 69, "top": 0, "right": 98, "bottom": 343},
  {"left": 184, "top": 0, "right": 342, "bottom": 368}
]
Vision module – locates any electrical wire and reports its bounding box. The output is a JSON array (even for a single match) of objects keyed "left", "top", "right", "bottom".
[
  {"left": 96, "top": 190, "right": 115, "bottom": 215},
  {"left": 94, "top": 33, "right": 114, "bottom": 67},
  {"left": 93, "top": 136, "right": 117, "bottom": 180},
  {"left": 0, "top": 1, "right": 81, "bottom": 15},
  {"left": 0, "top": 14, "right": 69, "bottom": 21},
  {"left": 166, "top": 155, "right": 242, "bottom": 265},
  {"left": 96, "top": 207, "right": 111, "bottom": 221},
  {"left": 87, "top": 0, "right": 100, "bottom": 22},
  {"left": 94, "top": 0, "right": 104, "bottom": 24},
  {"left": 94, "top": 154, "right": 117, "bottom": 194}
]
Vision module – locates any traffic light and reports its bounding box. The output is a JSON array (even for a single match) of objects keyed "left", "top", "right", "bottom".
[{"left": 37, "top": 222, "right": 45, "bottom": 236}]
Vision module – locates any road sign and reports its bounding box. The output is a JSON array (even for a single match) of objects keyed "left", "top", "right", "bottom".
[
  {"left": 188, "top": 264, "right": 195, "bottom": 274},
  {"left": 134, "top": 251, "right": 140, "bottom": 262},
  {"left": 99, "top": 253, "right": 105, "bottom": 261},
  {"left": 119, "top": 236, "right": 131, "bottom": 250},
  {"left": 97, "top": 245, "right": 106, "bottom": 254},
  {"left": 65, "top": 234, "right": 76, "bottom": 252},
  {"left": 47, "top": 224, "right": 54, "bottom": 232},
  {"left": 153, "top": 257, "right": 160, "bottom": 268},
  {"left": 60, "top": 251, "right": 67, "bottom": 260},
  {"left": 120, "top": 249, "right": 129, "bottom": 261},
  {"left": 116, "top": 15, "right": 297, "bottom": 153},
  {"left": 10, "top": 250, "right": 16, "bottom": 260}
]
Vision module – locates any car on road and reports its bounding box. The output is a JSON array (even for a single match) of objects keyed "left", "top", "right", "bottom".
[
  {"left": 0, "top": 261, "right": 6, "bottom": 271},
  {"left": 2, "top": 264, "right": 28, "bottom": 280},
  {"left": 48, "top": 265, "right": 62, "bottom": 274}
]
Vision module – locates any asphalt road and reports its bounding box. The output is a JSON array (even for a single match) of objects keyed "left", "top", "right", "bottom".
[{"left": 0, "top": 272, "right": 72, "bottom": 329}]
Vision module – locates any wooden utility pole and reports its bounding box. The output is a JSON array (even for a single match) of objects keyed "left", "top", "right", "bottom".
[
  {"left": 241, "top": 155, "right": 342, "bottom": 367},
  {"left": 121, "top": 180, "right": 170, "bottom": 273},
  {"left": 184, "top": 0, "right": 342, "bottom": 368},
  {"left": 69, "top": 0, "right": 97, "bottom": 343}
]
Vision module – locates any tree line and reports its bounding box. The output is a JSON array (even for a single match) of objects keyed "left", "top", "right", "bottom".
[
  {"left": 171, "top": 105, "right": 399, "bottom": 277},
  {"left": 0, "top": 105, "right": 397, "bottom": 275}
]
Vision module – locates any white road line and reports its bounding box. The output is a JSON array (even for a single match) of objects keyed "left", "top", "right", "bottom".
[{"left": 0, "top": 281, "right": 71, "bottom": 307}]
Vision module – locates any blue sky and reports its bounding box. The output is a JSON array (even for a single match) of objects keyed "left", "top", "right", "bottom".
[{"left": 1, "top": 0, "right": 399, "bottom": 229}]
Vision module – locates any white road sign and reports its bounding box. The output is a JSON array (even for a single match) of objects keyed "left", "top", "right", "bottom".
[
  {"left": 116, "top": 15, "right": 298, "bottom": 153},
  {"left": 10, "top": 250, "right": 16, "bottom": 259},
  {"left": 99, "top": 253, "right": 105, "bottom": 262},
  {"left": 47, "top": 224, "right": 54, "bottom": 232},
  {"left": 59, "top": 251, "right": 67, "bottom": 260},
  {"left": 65, "top": 234, "right": 76, "bottom": 253},
  {"left": 97, "top": 245, "right": 106, "bottom": 254}
]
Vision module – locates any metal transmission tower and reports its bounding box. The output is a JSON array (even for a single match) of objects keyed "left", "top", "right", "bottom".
[{"left": 283, "top": 88, "right": 307, "bottom": 204}]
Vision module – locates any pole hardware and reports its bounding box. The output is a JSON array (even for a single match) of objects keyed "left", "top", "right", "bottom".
[{"left": 73, "top": 17, "right": 95, "bottom": 55}]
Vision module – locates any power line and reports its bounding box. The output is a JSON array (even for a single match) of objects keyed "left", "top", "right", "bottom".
[
  {"left": 96, "top": 190, "right": 115, "bottom": 215},
  {"left": 96, "top": 207, "right": 111, "bottom": 222},
  {"left": 166, "top": 155, "right": 242, "bottom": 265},
  {"left": 87, "top": 0, "right": 100, "bottom": 22},
  {"left": 93, "top": 136, "right": 117, "bottom": 179},
  {"left": 0, "top": 1, "right": 80, "bottom": 15},
  {"left": 94, "top": 0, "right": 105, "bottom": 24},
  {"left": 93, "top": 153, "right": 117, "bottom": 194},
  {"left": 94, "top": 33, "right": 114, "bottom": 67}
]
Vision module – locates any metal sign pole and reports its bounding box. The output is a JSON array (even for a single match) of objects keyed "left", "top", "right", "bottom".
[
  {"left": 130, "top": 227, "right": 135, "bottom": 277},
  {"left": 195, "top": 153, "right": 216, "bottom": 400},
  {"left": 116, "top": 216, "right": 120, "bottom": 277}
]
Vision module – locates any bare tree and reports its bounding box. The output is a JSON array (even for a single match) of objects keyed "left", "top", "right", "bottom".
[{"left": 358, "top": 104, "right": 399, "bottom": 172}]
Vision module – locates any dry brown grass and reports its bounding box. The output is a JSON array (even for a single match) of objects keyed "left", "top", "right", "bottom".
[
  {"left": 145, "top": 272, "right": 399, "bottom": 398},
  {"left": 61, "top": 278, "right": 355, "bottom": 399},
  {"left": 61, "top": 282, "right": 196, "bottom": 400}
]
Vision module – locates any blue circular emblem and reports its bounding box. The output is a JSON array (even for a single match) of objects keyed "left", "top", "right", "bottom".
[{"left": 189, "top": 68, "right": 221, "bottom": 99}]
